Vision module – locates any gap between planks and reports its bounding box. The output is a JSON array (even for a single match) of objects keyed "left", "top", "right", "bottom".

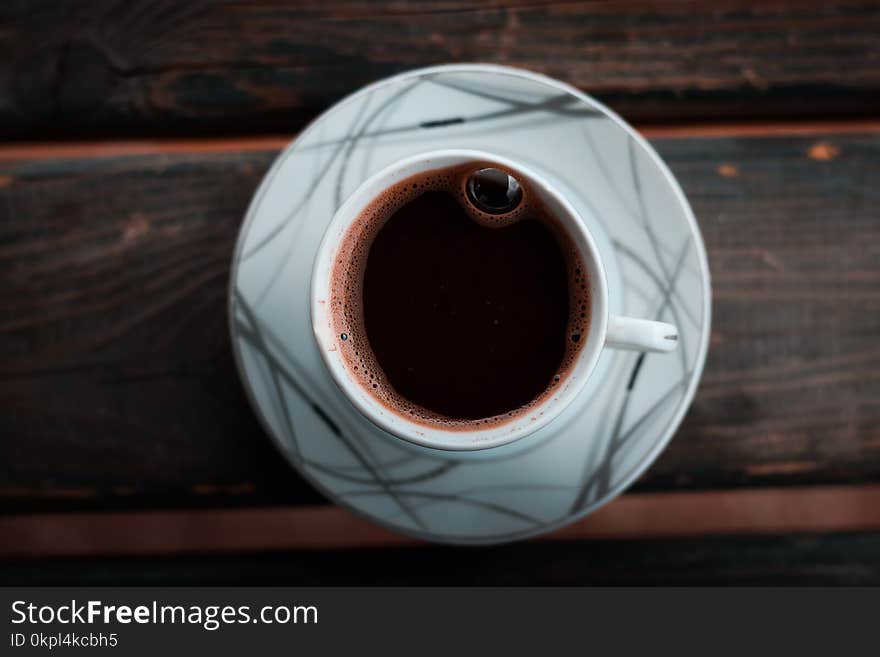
[
  {"left": 2, "top": 484, "right": 879, "bottom": 559},
  {"left": 1, "top": 119, "right": 879, "bottom": 162}
]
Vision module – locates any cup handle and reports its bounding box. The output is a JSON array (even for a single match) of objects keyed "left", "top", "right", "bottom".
[{"left": 606, "top": 314, "right": 679, "bottom": 353}]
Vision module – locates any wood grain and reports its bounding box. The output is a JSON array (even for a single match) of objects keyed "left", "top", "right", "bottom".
[
  {"left": 1, "top": 126, "right": 878, "bottom": 512},
  {"left": 2, "top": 1, "right": 879, "bottom": 139},
  {"left": 3, "top": 485, "right": 880, "bottom": 558},
  {"left": 3, "top": 532, "right": 879, "bottom": 585}
]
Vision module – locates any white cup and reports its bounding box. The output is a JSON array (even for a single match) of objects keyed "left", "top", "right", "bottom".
[{"left": 311, "top": 149, "right": 678, "bottom": 451}]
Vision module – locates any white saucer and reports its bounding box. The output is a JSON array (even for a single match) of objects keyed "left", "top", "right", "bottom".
[{"left": 230, "top": 64, "right": 711, "bottom": 545}]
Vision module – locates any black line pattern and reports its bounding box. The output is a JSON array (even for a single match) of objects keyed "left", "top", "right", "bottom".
[
  {"left": 368, "top": 483, "right": 576, "bottom": 523},
  {"left": 230, "top": 66, "right": 708, "bottom": 544}
]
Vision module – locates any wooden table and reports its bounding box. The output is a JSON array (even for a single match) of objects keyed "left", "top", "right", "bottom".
[{"left": 2, "top": 1, "right": 879, "bottom": 584}]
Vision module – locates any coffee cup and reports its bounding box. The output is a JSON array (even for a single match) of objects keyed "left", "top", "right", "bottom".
[{"left": 311, "top": 149, "right": 678, "bottom": 451}]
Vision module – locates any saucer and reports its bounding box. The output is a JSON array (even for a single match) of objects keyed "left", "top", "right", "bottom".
[{"left": 229, "top": 64, "right": 711, "bottom": 545}]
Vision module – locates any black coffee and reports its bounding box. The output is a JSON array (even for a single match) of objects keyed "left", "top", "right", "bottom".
[{"left": 329, "top": 161, "right": 590, "bottom": 430}]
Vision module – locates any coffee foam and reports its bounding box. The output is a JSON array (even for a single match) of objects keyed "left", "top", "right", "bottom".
[{"left": 329, "top": 161, "right": 590, "bottom": 431}]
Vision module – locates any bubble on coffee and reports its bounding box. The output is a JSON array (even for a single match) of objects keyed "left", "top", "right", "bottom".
[{"left": 329, "top": 160, "right": 590, "bottom": 430}]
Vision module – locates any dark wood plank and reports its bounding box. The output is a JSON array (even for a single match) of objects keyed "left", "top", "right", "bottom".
[
  {"left": 3, "top": 532, "right": 880, "bottom": 585},
  {"left": 2, "top": 1, "right": 879, "bottom": 139},
  {"left": 645, "top": 129, "right": 880, "bottom": 492},
  {"left": 1, "top": 125, "right": 878, "bottom": 512},
  {"left": 0, "top": 146, "right": 323, "bottom": 512}
]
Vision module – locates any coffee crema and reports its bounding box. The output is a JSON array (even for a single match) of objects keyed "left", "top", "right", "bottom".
[{"left": 329, "top": 161, "right": 590, "bottom": 430}]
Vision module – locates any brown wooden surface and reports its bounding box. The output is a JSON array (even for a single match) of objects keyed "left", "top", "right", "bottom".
[
  {"left": 4, "top": 532, "right": 880, "bottom": 585},
  {"left": 2, "top": 124, "right": 878, "bottom": 513},
  {"left": 3, "top": 485, "right": 880, "bottom": 558},
  {"left": 2, "top": 1, "right": 880, "bottom": 140},
  {"left": 2, "top": 1, "right": 880, "bottom": 584}
]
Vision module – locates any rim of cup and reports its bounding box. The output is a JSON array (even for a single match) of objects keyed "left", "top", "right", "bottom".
[{"left": 310, "top": 149, "right": 609, "bottom": 451}]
